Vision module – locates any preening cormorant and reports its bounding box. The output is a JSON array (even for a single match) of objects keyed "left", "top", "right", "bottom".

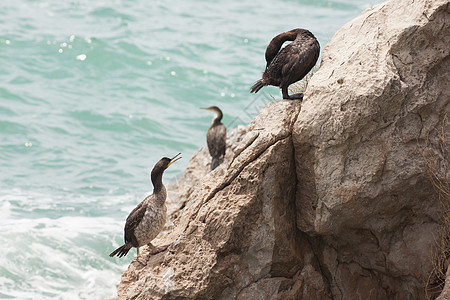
[
  {"left": 201, "top": 106, "right": 226, "bottom": 170},
  {"left": 109, "top": 153, "right": 182, "bottom": 264},
  {"left": 250, "top": 28, "right": 320, "bottom": 100}
]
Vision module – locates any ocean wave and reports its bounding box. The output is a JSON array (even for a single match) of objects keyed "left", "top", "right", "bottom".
[{"left": 0, "top": 190, "right": 138, "bottom": 299}]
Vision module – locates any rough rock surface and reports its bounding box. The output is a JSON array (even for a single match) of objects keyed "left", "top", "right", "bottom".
[
  {"left": 164, "top": 125, "right": 249, "bottom": 232},
  {"left": 118, "top": 101, "right": 318, "bottom": 299},
  {"left": 293, "top": 0, "right": 449, "bottom": 298},
  {"left": 116, "top": 0, "right": 449, "bottom": 299}
]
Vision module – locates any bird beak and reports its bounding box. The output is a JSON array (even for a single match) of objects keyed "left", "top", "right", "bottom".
[
  {"left": 168, "top": 153, "right": 182, "bottom": 167},
  {"left": 200, "top": 107, "right": 215, "bottom": 112}
]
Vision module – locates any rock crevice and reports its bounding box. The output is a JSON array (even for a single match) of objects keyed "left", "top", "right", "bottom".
[{"left": 116, "top": 0, "right": 449, "bottom": 298}]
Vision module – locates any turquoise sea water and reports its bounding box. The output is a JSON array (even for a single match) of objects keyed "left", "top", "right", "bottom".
[{"left": 0, "top": 0, "right": 380, "bottom": 299}]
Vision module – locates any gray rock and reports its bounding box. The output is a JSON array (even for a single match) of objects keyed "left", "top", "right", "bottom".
[
  {"left": 293, "top": 0, "right": 449, "bottom": 297},
  {"left": 115, "top": 0, "right": 449, "bottom": 298}
]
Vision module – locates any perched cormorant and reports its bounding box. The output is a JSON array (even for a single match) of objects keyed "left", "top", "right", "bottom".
[
  {"left": 201, "top": 106, "right": 226, "bottom": 170},
  {"left": 250, "top": 28, "right": 320, "bottom": 100},
  {"left": 109, "top": 153, "right": 182, "bottom": 264}
]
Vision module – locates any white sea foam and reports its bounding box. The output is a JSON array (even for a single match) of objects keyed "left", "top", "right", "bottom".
[{"left": 0, "top": 190, "right": 132, "bottom": 300}]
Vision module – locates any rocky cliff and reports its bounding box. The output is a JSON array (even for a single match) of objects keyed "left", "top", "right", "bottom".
[{"left": 116, "top": 0, "right": 450, "bottom": 298}]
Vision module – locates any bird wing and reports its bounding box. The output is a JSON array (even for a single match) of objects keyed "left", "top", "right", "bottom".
[
  {"left": 123, "top": 200, "right": 147, "bottom": 246},
  {"left": 263, "top": 44, "right": 291, "bottom": 86},
  {"left": 207, "top": 124, "right": 227, "bottom": 158},
  {"left": 216, "top": 124, "right": 227, "bottom": 157},
  {"left": 281, "top": 40, "right": 320, "bottom": 86}
]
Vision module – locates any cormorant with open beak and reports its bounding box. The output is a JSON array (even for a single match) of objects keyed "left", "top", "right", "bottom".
[{"left": 109, "top": 153, "right": 182, "bottom": 264}]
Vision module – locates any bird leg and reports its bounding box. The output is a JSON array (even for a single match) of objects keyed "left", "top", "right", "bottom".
[
  {"left": 135, "top": 247, "right": 147, "bottom": 266},
  {"left": 282, "top": 86, "right": 303, "bottom": 101}
]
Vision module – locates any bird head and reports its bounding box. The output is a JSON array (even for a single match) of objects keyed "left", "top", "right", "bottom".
[
  {"left": 200, "top": 106, "right": 224, "bottom": 123},
  {"left": 201, "top": 106, "right": 222, "bottom": 115},
  {"left": 163, "top": 153, "right": 182, "bottom": 169},
  {"left": 151, "top": 153, "right": 182, "bottom": 180}
]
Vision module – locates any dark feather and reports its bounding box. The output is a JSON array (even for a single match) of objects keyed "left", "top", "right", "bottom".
[
  {"left": 250, "top": 79, "right": 265, "bottom": 93},
  {"left": 124, "top": 200, "right": 148, "bottom": 247},
  {"left": 207, "top": 122, "right": 226, "bottom": 170},
  {"left": 109, "top": 243, "right": 132, "bottom": 258}
]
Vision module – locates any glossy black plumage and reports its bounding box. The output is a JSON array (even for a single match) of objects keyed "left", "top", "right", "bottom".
[{"left": 250, "top": 28, "right": 320, "bottom": 100}]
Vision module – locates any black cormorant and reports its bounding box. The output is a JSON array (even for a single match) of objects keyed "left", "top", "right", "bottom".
[
  {"left": 201, "top": 106, "right": 226, "bottom": 170},
  {"left": 250, "top": 28, "right": 320, "bottom": 100},
  {"left": 109, "top": 153, "right": 182, "bottom": 264}
]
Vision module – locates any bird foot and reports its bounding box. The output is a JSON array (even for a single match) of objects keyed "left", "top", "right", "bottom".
[
  {"left": 284, "top": 93, "right": 304, "bottom": 101},
  {"left": 136, "top": 258, "right": 147, "bottom": 267}
]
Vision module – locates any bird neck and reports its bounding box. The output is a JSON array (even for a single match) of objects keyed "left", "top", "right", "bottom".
[
  {"left": 212, "top": 111, "right": 223, "bottom": 125},
  {"left": 265, "top": 30, "right": 299, "bottom": 67},
  {"left": 151, "top": 172, "right": 165, "bottom": 194},
  {"left": 153, "top": 184, "right": 167, "bottom": 206}
]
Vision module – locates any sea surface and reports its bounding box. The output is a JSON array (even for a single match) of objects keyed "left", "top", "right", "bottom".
[{"left": 0, "top": 0, "right": 380, "bottom": 299}]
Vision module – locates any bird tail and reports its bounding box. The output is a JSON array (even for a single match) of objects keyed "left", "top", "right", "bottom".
[
  {"left": 211, "top": 157, "right": 223, "bottom": 170},
  {"left": 250, "top": 79, "right": 265, "bottom": 94},
  {"left": 109, "top": 243, "right": 132, "bottom": 258}
]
